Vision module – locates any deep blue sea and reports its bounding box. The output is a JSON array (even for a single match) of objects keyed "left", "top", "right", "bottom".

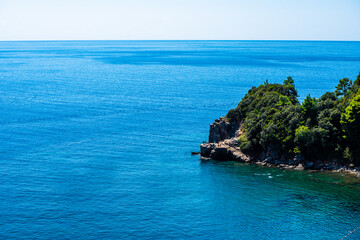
[{"left": 1, "top": 41, "right": 360, "bottom": 239}]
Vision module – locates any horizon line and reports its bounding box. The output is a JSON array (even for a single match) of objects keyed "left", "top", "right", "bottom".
[{"left": 1, "top": 39, "right": 360, "bottom": 42}]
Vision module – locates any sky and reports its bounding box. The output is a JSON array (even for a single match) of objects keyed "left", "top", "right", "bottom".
[{"left": 0, "top": 0, "right": 359, "bottom": 41}]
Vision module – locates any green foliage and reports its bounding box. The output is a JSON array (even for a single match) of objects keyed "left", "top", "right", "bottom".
[
  {"left": 238, "top": 135, "right": 251, "bottom": 151},
  {"left": 225, "top": 74, "right": 360, "bottom": 166},
  {"left": 354, "top": 73, "right": 360, "bottom": 86},
  {"left": 302, "top": 94, "right": 317, "bottom": 126},
  {"left": 343, "top": 147, "right": 353, "bottom": 162},
  {"left": 225, "top": 82, "right": 299, "bottom": 123},
  {"left": 341, "top": 94, "right": 360, "bottom": 138},
  {"left": 335, "top": 78, "right": 351, "bottom": 97},
  {"left": 341, "top": 93, "right": 360, "bottom": 164},
  {"left": 283, "top": 76, "right": 298, "bottom": 97},
  {"left": 295, "top": 126, "right": 316, "bottom": 153},
  {"left": 225, "top": 78, "right": 300, "bottom": 156},
  {"left": 283, "top": 76, "right": 294, "bottom": 86},
  {"left": 277, "top": 95, "right": 291, "bottom": 106}
]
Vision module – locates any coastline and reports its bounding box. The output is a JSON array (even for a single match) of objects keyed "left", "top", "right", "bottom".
[{"left": 200, "top": 117, "right": 360, "bottom": 178}]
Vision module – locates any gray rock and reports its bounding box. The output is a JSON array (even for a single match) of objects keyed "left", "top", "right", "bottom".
[
  {"left": 228, "top": 147, "right": 250, "bottom": 162},
  {"left": 295, "top": 164, "right": 305, "bottom": 170},
  {"left": 210, "top": 146, "right": 228, "bottom": 161},
  {"left": 200, "top": 143, "right": 212, "bottom": 157},
  {"left": 209, "top": 117, "right": 239, "bottom": 143}
]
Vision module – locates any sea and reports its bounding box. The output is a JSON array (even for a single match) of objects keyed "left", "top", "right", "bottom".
[{"left": 1, "top": 40, "right": 360, "bottom": 239}]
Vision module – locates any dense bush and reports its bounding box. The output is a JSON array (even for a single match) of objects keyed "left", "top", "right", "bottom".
[{"left": 225, "top": 73, "right": 360, "bottom": 166}]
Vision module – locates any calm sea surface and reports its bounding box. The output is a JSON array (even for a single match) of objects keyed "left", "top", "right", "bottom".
[{"left": 1, "top": 41, "right": 360, "bottom": 239}]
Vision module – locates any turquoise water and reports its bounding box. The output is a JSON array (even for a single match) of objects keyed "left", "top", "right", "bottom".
[{"left": 1, "top": 41, "right": 360, "bottom": 239}]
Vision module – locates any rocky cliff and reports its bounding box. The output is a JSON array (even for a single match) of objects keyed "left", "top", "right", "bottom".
[
  {"left": 201, "top": 117, "right": 250, "bottom": 162},
  {"left": 208, "top": 117, "right": 239, "bottom": 143}
]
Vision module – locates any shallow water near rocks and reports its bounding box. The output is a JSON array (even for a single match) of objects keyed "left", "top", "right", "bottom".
[{"left": 1, "top": 41, "right": 360, "bottom": 239}]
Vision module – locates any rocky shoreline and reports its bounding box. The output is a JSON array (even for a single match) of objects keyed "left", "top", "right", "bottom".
[{"left": 200, "top": 117, "right": 360, "bottom": 178}]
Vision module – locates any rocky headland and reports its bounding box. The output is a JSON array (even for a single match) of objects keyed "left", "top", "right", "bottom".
[{"left": 200, "top": 75, "right": 360, "bottom": 177}]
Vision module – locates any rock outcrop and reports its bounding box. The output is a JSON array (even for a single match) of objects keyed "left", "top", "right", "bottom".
[
  {"left": 201, "top": 117, "right": 250, "bottom": 162},
  {"left": 200, "top": 142, "right": 250, "bottom": 162},
  {"left": 208, "top": 117, "right": 239, "bottom": 143}
]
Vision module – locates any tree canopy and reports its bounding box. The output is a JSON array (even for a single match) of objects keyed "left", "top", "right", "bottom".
[{"left": 225, "top": 73, "right": 360, "bottom": 166}]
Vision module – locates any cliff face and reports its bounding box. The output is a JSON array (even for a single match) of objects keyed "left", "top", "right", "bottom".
[
  {"left": 208, "top": 117, "right": 239, "bottom": 143},
  {"left": 201, "top": 117, "right": 250, "bottom": 162}
]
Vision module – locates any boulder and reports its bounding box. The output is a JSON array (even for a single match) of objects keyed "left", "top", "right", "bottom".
[
  {"left": 200, "top": 143, "right": 212, "bottom": 157},
  {"left": 210, "top": 146, "right": 229, "bottom": 161},
  {"left": 295, "top": 164, "right": 305, "bottom": 170},
  {"left": 228, "top": 147, "right": 251, "bottom": 162}
]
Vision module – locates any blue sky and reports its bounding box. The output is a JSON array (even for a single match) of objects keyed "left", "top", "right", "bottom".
[{"left": 0, "top": 0, "right": 359, "bottom": 40}]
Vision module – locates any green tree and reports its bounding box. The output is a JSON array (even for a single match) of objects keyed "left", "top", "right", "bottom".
[
  {"left": 354, "top": 73, "right": 360, "bottom": 86},
  {"left": 335, "top": 78, "right": 351, "bottom": 97},
  {"left": 341, "top": 94, "right": 360, "bottom": 146},
  {"left": 223, "top": 74, "right": 360, "bottom": 166},
  {"left": 277, "top": 95, "right": 291, "bottom": 106},
  {"left": 340, "top": 93, "right": 360, "bottom": 164},
  {"left": 302, "top": 94, "right": 317, "bottom": 125},
  {"left": 283, "top": 76, "right": 298, "bottom": 97},
  {"left": 295, "top": 126, "right": 314, "bottom": 152}
]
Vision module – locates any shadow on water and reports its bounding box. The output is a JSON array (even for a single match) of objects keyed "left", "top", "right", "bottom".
[
  {"left": 197, "top": 158, "right": 360, "bottom": 239},
  {"left": 198, "top": 158, "right": 360, "bottom": 225}
]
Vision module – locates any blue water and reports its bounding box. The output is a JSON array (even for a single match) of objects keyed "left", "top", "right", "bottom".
[{"left": 1, "top": 41, "right": 360, "bottom": 239}]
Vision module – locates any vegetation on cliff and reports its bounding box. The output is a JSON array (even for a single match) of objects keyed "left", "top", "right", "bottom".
[{"left": 225, "top": 73, "right": 360, "bottom": 166}]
